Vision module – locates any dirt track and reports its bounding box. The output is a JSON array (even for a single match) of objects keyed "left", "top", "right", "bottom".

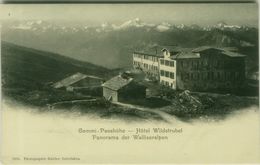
[{"left": 112, "top": 101, "right": 178, "bottom": 124}]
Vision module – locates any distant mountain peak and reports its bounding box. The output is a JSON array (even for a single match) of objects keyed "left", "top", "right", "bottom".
[
  {"left": 215, "top": 21, "right": 242, "bottom": 30},
  {"left": 11, "top": 20, "right": 49, "bottom": 30},
  {"left": 101, "top": 22, "right": 111, "bottom": 28},
  {"left": 36, "top": 20, "right": 43, "bottom": 25},
  {"left": 117, "top": 18, "right": 144, "bottom": 29},
  {"left": 217, "top": 21, "right": 228, "bottom": 26},
  {"left": 156, "top": 22, "right": 171, "bottom": 32}
]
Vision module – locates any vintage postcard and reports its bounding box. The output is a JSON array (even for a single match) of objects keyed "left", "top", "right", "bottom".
[{"left": 0, "top": 2, "right": 259, "bottom": 164}]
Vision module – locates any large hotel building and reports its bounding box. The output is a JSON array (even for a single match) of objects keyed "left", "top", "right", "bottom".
[{"left": 133, "top": 46, "right": 246, "bottom": 92}]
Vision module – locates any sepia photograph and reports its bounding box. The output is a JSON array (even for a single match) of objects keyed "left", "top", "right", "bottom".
[{"left": 0, "top": 1, "right": 259, "bottom": 164}]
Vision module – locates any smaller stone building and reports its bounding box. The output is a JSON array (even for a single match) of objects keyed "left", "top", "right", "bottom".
[{"left": 102, "top": 74, "right": 146, "bottom": 102}]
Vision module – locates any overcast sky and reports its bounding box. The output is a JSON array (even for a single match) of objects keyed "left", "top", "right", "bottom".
[{"left": 0, "top": 3, "right": 258, "bottom": 26}]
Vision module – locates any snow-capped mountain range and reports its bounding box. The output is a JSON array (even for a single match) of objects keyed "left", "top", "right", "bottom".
[
  {"left": 7, "top": 18, "right": 254, "bottom": 33},
  {"left": 2, "top": 18, "right": 257, "bottom": 69}
]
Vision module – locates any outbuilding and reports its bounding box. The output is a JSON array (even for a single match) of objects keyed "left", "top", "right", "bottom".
[
  {"left": 52, "top": 72, "right": 104, "bottom": 92},
  {"left": 102, "top": 74, "right": 146, "bottom": 102}
]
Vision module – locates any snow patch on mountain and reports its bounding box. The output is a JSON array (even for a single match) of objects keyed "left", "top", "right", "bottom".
[
  {"left": 111, "top": 18, "right": 155, "bottom": 30},
  {"left": 118, "top": 18, "right": 144, "bottom": 29},
  {"left": 11, "top": 20, "right": 47, "bottom": 31},
  {"left": 36, "top": 20, "right": 43, "bottom": 25},
  {"left": 156, "top": 22, "right": 171, "bottom": 32},
  {"left": 215, "top": 22, "right": 242, "bottom": 30},
  {"left": 176, "top": 24, "right": 186, "bottom": 29},
  {"left": 11, "top": 24, "right": 32, "bottom": 30}
]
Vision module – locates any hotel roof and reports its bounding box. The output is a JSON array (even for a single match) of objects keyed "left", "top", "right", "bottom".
[
  {"left": 134, "top": 46, "right": 245, "bottom": 59},
  {"left": 133, "top": 50, "right": 163, "bottom": 57},
  {"left": 192, "top": 46, "right": 218, "bottom": 53},
  {"left": 174, "top": 52, "right": 200, "bottom": 59},
  {"left": 160, "top": 45, "right": 180, "bottom": 52},
  {"left": 193, "top": 47, "right": 245, "bottom": 57}
]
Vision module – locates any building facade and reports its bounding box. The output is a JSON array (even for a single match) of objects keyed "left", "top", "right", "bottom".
[
  {"left": 176, "top": 47, "right": 246, "bottom": 91},
  {"left": 133, "top": 52, "right": 161, "bottom": 81},
  {"left": 159, "top": 48, "right": 177, "bottom": 89},
  {"left": 133, "top": 46, "right": 246, "bottom": 92}
]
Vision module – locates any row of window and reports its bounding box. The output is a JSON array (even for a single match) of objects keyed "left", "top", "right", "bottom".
[
  {"left": 160, "top": 59, "right": 174, "bottom": 67},
  {"left": 133, "top": 61, "right": 158, "bottom": 71},
  {"left": 179, "top": 59, "right": 229, "bottom": 69},
  {"left": 181, "top": 71, "right": 243, "bottom": 81},
  {"left": 135, "top": 55, "right": 242, "bottom": 71},
  {"left": 182, "top": 82, "right": 236, "bottom": 90},
  {"left": 160, "top": 70, "right": 175, "bottom": 79},
  {"left": 144, "top": 64, "right": 158, "bottom": 71},
  {"left": 161, "top": 80, "right": 174, "bottom": 88},
  {"left": 133, "top": 61, "right": 140, "bottom": 66},
  {"left": 133, "top": 54, "right": 159, "bottom": 62}
]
